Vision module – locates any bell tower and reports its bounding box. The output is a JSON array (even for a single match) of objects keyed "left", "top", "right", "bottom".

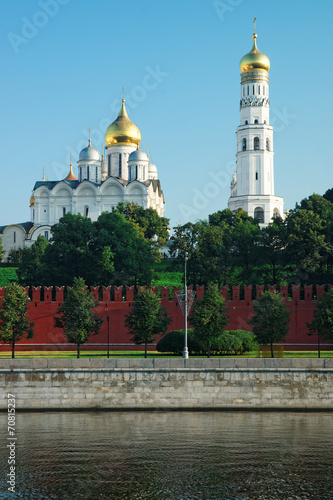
[{"left": 228, "top": 19, "right": 284, "bottom": 225}]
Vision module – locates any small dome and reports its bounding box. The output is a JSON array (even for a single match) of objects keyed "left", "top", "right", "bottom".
[
  {"left": 79, "top": 141, "right": 101, "bottom": 162},
  {"left": 105, "top": 100, "right": 141, "bottom": 147},
  {"left": 148, "top": 162, "right": 158, "bottom": 173},
  {"left": 64, "top": 164, "right": 78, "bottom": 181},
  {"left": 240, "top": 34, "right": 270, "bottom": 73},
  {"left": 129, "top": 149, "right": 148, "bottom": 162}
]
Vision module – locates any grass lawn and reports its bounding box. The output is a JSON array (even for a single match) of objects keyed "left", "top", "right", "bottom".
[{"left": 0, "top": 350, "right": 332, "bottom": 359}]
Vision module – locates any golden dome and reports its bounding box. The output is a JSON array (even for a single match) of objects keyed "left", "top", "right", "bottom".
[
  {"left": 240, "top": 34, "right": 270, "bottom": 73},
  {"left": 64, "top": 164, "right": 78, "bottom": 181},
  {"left": 30, "top": 195, "right": 35, "bottom": 207},
  {"left": 105, "top": 100, "right": 141, "bottom": 147}
]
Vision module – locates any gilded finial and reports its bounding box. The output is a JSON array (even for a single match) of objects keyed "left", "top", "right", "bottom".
[
  {"left": 253, "top": 17, "right": 257, "bottom": 39},
  {"left": 147, "top": 144, "right": 150, "bottom": 158},
  {"left": 88, "top": 128, "right": 91, "bottom": 146},
  {"left": 122, "top": 85, "right": 125, "bottom": 102},
  {"left": 70, "top": 152, "right": 72, "bottom": 166},
  {"left": 42, "top": 167, "right": 45, "bottom": 181}
]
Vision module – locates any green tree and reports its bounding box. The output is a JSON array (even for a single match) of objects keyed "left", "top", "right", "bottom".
[
  {"left": 115, "top": 202, "right": 170, "bottom": 258},
  {"left": 307, "top": 289, "right": 333, "bottom": 357},
  {"left": 249, "top": 291, "right": 290, "bottom": 357},
  {"left": 259, "top": 216, "right": 287, "bottom": 284},
  {"left": 54, "top": 277, "right": 102, "bottom": 358},
  {"left": 92, "top": 211, "right": 154, "bottom": 286},
  {"left": 124, "top": 288, "right": 171, "bottom": 357},
  {"left": 43, "top": 213, "right": 94, "bottom": 286},
  {"left": 7, "top": 248, "right": 23, "bottom": 264},
  {"left": 0, "top": 283, "right": 34, "bottom": 358},
  {"left": 189, "top": 285, "right": 228, "bottom": 357},
  {"left": 17, "top": 235, "right": 49, "bottom": 285}
]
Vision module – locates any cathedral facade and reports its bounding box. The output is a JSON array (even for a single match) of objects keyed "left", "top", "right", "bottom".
[
  {"left": 228, "top": 25, "right": 284, "bottom": 225},
  {"left": 0, "top": 99, "right": 165, "bottom": 259}
]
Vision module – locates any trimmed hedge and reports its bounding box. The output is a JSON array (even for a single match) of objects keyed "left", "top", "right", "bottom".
[{"left": 157, "top": 329, "right": 257, "bottom": 356}]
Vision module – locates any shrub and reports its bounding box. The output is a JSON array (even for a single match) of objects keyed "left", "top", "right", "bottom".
[
  {"left": 156, "top": 329, "right": 199, "bottom": 355},
  {"left": 212, "top": 330, "right": 258, "bottom": 355}
]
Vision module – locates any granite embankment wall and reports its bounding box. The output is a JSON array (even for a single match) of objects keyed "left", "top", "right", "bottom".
[
  {"left": 0, "top": 284, "right": 332, "bottom": 351},
  {"left": 1, "top": 359, "right": 333, "bottom": 411}
]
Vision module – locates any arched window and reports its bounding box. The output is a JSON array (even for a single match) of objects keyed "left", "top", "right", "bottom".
[
  {"left": 118, "top": 154, "right": 122, "bottom": 178},
  {"left": 108, "top": 155, "right": 111, "bottom": 177},
  {"left": 273, "top": 208, "right": 280, "bottom": 218},
  {"left": 84, "top": 206, "right": 89, "bottom": 217},
  {"left": 87, "top": 165, "right": 89, "bottom": 179},
  {"left": 242, "top": 138, "right": 246, "bottom": 151},
  {"left": 266, "top": 138, "right": 270, "bottom": 151},
  {"left": 254, "top": 207, "right": 264, "bottom": 223},
  {"left": 255, "top": 172, "right": 258, "bottom": 180},
  {"left": 258, "top": 85, "right": 260, "bottom": 95},
  {"left": 253, "top": 85, "right": 255, "bottom": 94},
  {"left": 254, "top": 137, "right": 260, "bottom": 150},
  {"left": 247, "top": 86, "right": 249, "bottom": 95},
  {"left": 254, "top": 119, "right": 258, "bottom": 124},
  {"left": 245, "top": 120, "right": 248, "bottom": 125}
]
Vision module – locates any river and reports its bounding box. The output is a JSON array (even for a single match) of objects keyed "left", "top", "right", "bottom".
[{"left": 0, "top": 411, "right": 332, "bottom": 499}]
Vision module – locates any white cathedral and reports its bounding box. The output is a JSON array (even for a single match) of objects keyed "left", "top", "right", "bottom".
[
  {"left": 228, "top": 24, "right": 284, "bottom": 224},
  {"left": 0, "top": 99, "right": 165, "bottom": 259}
]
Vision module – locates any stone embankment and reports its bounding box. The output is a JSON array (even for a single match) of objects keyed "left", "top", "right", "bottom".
[{"left": 1, "top": 358, "right": 333, "bottom": 411}]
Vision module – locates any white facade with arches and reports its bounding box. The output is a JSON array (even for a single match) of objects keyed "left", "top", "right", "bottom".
[
  {"left": 0, "top": 99, "right": 165, "bottom": 260},
  {"left": 228, "top": 29, "right": 284, "bottom": 226}
]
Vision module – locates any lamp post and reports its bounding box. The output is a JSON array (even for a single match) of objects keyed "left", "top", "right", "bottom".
[
  {"left": 183, "top": 252, "right": 189, "bottom": 359},
  {"left": 106, "top": 316, "right": 110, "bottom": 358}
]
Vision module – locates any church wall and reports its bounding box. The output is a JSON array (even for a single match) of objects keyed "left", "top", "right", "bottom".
[{"left": 0, "top": 285, "right": 330, "bottom": 352}]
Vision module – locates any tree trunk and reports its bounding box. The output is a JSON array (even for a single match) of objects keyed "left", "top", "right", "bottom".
[
  {"left": 144, "top": 341, "right": 147, "bottom": 358},
  {"left": 12, "top": 338, "right": 15, "bottom": 359},
  {"left": 270, "top": 341, "right": 274, "bottom": 358},
  {"left": 77, "top": 344, "right": 80, "bottom": 359},
  {"left": 207, "top": 340, "right": 210, "bottom": 358}
]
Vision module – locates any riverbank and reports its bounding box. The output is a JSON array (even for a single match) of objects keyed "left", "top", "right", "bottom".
[{"left": 1, "top": 358, "right": 333, "bottom": 411}]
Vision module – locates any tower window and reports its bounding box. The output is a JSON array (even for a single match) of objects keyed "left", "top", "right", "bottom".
[
  {"left": 254, "top": 137, "right": 260, "bottom": 150},
  {"left": 254, "top": 207, "right": 264, "bottom": 223},
  {"left": 266, "top": 138, "right": 270, "bottom": 151},
  {"left": 108, "top": 155, "right": 111, "bottom": 177},
  {"left": 254, "top": 119, "right": 258, "bottom": 124},
  {"left": 96, "top": 167, "right": 98, "bottom": 182},
  {"left": 44, "top": 231, "right": 49, "bottom": 240},
  {"left": 135, "top": 165, "right": 138, "bottom": 180},
  {"left": 247, "top": 86, "right": 249, "bottom": 95},
  {"left": 62, "top": 207, "right": 66, "bottom": 216},
  {"left": 13, "top": 231, "right": 16, "bottom": 244},
  {"left": 258, "top": 85, "right": 260, "bottom": 95},
  {"left": 243, "top": 87, "right": 245, "bottom": 96},
  {"left": 119, "top": 154, "right": 122, "bottom": 177},
  {"left": 253, "top": 85, "right": 255, "bottom": 94},
  {"left": 245, "top": 120, "right": 248, "bottom": 125},
  {"left": 255, "top": 172, "right": 258, "bottom": 180},
  {"left": 85, "top": 206, "right": 89, "bottom": 217},
  {"left": 87, "top": 165, "right": 89, "bottom": 179},
  {"left": 242, "top": 138, "right": 246, "bottom": 151}
]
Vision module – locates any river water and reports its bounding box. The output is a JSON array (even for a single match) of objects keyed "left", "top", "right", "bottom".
[{"left": 0, "top": 411, "right": 332, "bottom": 499}]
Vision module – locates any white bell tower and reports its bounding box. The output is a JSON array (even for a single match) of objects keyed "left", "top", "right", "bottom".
[{"left": 228, "top": 19, "right": 284, "bottom": 225}]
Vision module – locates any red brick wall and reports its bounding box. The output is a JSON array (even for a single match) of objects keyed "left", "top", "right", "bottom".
[{"left": 0, "top": 285, "right": 332, "bottom": 352}]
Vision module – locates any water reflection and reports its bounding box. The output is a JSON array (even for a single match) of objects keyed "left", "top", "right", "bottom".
[{"left": 0, "top": 412, "right": 332, "bottom": 499}]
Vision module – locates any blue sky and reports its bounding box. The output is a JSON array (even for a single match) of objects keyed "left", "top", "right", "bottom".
[{"left": 1, "top": 0, "right": 332, "bottom": 230}]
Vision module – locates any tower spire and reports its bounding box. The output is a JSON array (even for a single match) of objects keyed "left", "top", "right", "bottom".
[
  {"left": 122, "top": 85, "right": 125, "bottom": 101},
  {"left": 253, "top": 16, "right": 256, "bottom": 34}
]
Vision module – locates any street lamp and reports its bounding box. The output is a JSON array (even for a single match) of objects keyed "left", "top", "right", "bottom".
[
  {"left": 106, "top": 316, "right": 110, "bottom": 358},
  {"left": 183, "top": 252, "right": 189, "bottom": 359}
]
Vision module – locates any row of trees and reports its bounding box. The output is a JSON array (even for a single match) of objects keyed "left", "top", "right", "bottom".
[
  {"left": 171, "top": 192, "right": 333, "bottom": 286},
  {"left": 14, "top": 203, "right": 169, "bottom": 287},
  {"left": 2, "top": 280, "right": 333, "bottom": 358}
]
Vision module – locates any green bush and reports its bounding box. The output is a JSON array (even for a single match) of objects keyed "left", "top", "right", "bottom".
[
  {"left": 156, "top": 329, "right": 200, "bottom": 355},
  {"left": 212, "top": 330, "right": 258, "bottom": 355},
  {"left": 0, "top": 268, "right": 18, "bottom": 287}
]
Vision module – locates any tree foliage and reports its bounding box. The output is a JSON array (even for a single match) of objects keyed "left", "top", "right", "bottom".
[
  {"left": 189, "top": 285, "right": 228, "bottom": 357},
  {"left": 17, "top": 236, "right": 49, "bottom": 285},
  {"left": 0, "top": 283, "right": 34, "bottom": 358},
  {"left": 124, "top": 288, "right": 171, "bottom": 357},
  {"left": 307, "top": 289, "right": 333, "bottom": 343},
  {"left": 54, "top": 277, "right": 102, "bottom": 357},
  {"left": 249, "top": 291, "right": 290, "bottom": 357}
]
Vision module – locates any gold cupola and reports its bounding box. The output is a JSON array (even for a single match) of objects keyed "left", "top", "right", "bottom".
[
  {"left": 240, "top": 25, "right": 270, "bottom": 74},
  {"left": 105, "top": 99, "right": 141, "bottom": 148}
]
